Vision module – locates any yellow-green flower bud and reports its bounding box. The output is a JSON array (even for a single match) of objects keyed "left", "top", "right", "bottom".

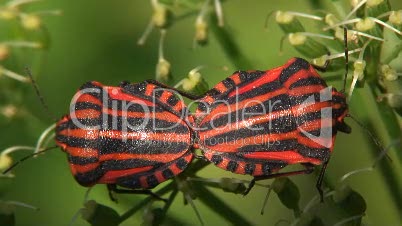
[
  {"left": 21, "top": 14, "right": 41, "bottom": 30},
  {"left": 355, "top": 17, "right": 382, "bottom": 38},
  {"left": 275, "top": 11, "right": 305, "bottom": 33},
  {"left": 380, "top": 65, "right": 397, "bottom": 81},
  {"left": 0, "top": 154, "right": 13, "bottom": 172},
  {"left": 195, "top": 18, "right": 208, "bottom": 45},
  {"left": 181, "top": 68, "right": 209, "bottom": 95},
  {"left": 155, "top": 58, "right": 171, "bottom": 82},
  {"left": 353, "top": 60, "right": 366, "bottom": 81},
  {"left": 0, "top": 7, "right": 18, "bottom": 20},
  {"left": 152, "top": 4, "right": 172, "bottom": 28},
  {"left": 288, "top": 33, "right": 328, "bottom": 58}
]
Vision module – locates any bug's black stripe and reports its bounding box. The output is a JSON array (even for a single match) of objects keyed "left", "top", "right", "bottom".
[
  {"left": 227, "top": 161, "right": 238, "bottom": 172},
  {"left": 238, "top": 70, "right": 265, "bottom": 84},
  {"left": 56, "top": 135, "right": 99, "bottom": 148},
  {"left": 68, "top": 156, "right": 98, "bottom": 165},
  {"left": 121, "top": 82, "right": 190, "bottom": 116},
  {"left": 121, "top": 81, "right": 147, "bottom": 96},
  {"left": 167, "top": 94, "right": 179, "bottom": 107},
  {"left": 289, "top": 76, "right": 327, "bottom": 89},
  {"left": 211, "top": 155, "right": 223, "bottom": 165},
  {"left": 297, "top": 145, "right": 330, "bottom": 162},
  {"left": 103, "top": 98, "right": 167, "bottom": 113},
  {"left": 58, "top": 136, "right": 189, "bottom": 155},
  {"left": 279, "top": 58, "right": 311, "bottom": 84},
  {"left": 99, "top": 138, "right": 190, "bottom": 155},
  {"left": 214, "top": 153, "right": 287, "bottom": 175},
  {"left": 101, "top": 159, "right": 162, "bottom": 171},
  {"left": 200, "top": 93, "right": 291, "bottom": 130},
  {"left": 196, "top": 71, "right": 267, "bottom": 114},
  {"left": 116, "top": 176, "right": 142, "bottom": 189},
  {"left": 202, "top": 117, "right": 297, "bottom": 147},
  {"left": 175, "top": 158, "right": 189, "bottom": 170},
  {"left": 207, "top": 88, "right": 221, "bottom": 97},
  {"left": 74, "top": 102, "right": 102, "bottom": 111},
  {"left": 244, "top": 163, "right": 255, "bottom": 175},
  {"left": 222, "top": 77, "right": 236, "bottom": 91},
  {"left": 224, "top": 80, "right": 283, "bottom": 105},
  {"left": 74, "top": 170, "right": 104, "bottom": 187},
  {"left": 162, "top": 168, "right": 174, "bottom": 179},
  {"left": 146, "top": 175, "right": 159, "bottom": 188},
  {"left": 101, "top": 114, "right": 189, "bottom": 133},
  {"left": 79, "top": 81, "right": 103, "bottom": 90},
  {"left": 237, "top": 139, "right": 298, "bottom": 152},
  {"left": 56, "top": 118, "right": 101, "bottom": 132},
  {"left": 78, "top": 81, "right": 104, "bottom": 100},
  {"left": 298, "top": 128, "right": 334, "bottom": 139}
]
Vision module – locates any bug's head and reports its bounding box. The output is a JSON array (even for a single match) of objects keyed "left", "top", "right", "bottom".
[{"left": 331, "top": 88, "right": 351, "bottom": 134}]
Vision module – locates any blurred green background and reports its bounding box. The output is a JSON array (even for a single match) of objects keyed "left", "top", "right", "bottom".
[{"left": 1, "top": 0, "right": 402, "bottom": 225}]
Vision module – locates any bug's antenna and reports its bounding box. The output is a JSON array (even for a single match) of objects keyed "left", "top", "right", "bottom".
[
  {"left": 25, "top": 68, "right": 57, "bottom": 122},
  {"left": 343, "top": 27, "right": 348, "bottom": 93},
  {"left": 347, "top": 114, "right": 391, "bottom": 161},
  {"left": 2, "top": 146, "right": 58, "bottom": 174}
]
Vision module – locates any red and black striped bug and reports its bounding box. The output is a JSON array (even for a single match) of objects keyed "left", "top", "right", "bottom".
[
  {"left": 4, "top": 79, "right": 197, "bottom": 201},
  {"left": 193, "top": 57, "right": 351, "bottom": 201}
]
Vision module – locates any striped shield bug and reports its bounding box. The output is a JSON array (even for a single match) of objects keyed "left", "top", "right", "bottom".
[
  {"left": 4, "top": 78, "right": 197, "bottom": 201},
  {"left": 192, "top": 29, "right": 356, "bottom": 201},
  {"left": 193, "top": 58, "right": 350, "bottom": 201}
]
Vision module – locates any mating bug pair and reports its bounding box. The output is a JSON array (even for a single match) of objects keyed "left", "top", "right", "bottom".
[{"left": 4, "top": 55, "right": 351, "bottom": 203}]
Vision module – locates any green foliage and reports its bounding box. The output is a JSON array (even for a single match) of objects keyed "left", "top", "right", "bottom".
[{"left": 0, "top": 0, "right": 401, "bottom": 225}]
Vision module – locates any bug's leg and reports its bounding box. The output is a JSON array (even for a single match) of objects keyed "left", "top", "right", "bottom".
[
  {"left": 107, "top": 184, "right": 168, "bottom": 202},
  {"left": 144, "top": 79, "right": 204, "bottom": 100},
  {"left": 316, "top": 160, "right": 329, "bottom": 203},
  {"left": 243, "top": 164, "right": 315, "bottom": 196},
  {"left": 107, "top": 184, "right": 118, "bottom": 203}
]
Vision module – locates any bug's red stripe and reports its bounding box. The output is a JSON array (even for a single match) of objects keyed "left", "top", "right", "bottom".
[
  {"left": 76, "top": 93, "right": 102, "bottom": 106},
  {"left": 288, "top": 85, "right": 327, "bottom": 97},
  {"left": 200, "top": 88, "right": 287, "bottom": 127},
  {"left": 144, "top": 84, "right": 156, "bottom": 97},
  {"left": 59, "top": 129, "right": 189, "bottom": 143},
  {"left": 139, "top": 176, "right": 148, "bottom": 188},
  {"left": 227, "top": 68, "right": 282, "bottom": 98},
  {"left": 70, "top": 163, "right": 99, "bottom": 174},
  {"left": 198, "top": 110, "right": 287, "bottom": 138},
  {"left": 99, "top": 153, "right": 188, "bottom": 163},
  {"left": 66, "top": 147, "right": 98, "bottom": 158},
  {"left": 159, "top": 90, "right": 173, "bottom": 103},
  {"left": 103, "top": 108, "right": 187, "bottom": 125},
  {"left": 298, "top": 118, "right": 334, "bottom": 131},
  {"left": 97, "top": 166, "right": 154, "bottom": 184},
  {"left": 73, "top": 109, "right": 101, "bottom": 119},
  {"left": 172, "top": 101, "right": 184, "bottom": 115},
  {"left": 59, "top": 129, "right": 99, "bottom": 139},
  {"left": 104, "top": 86, "right": 156, "bottom": 106},
  {"left": 243, "top": 151, "right": 322, "bottom": 165},
  {"left": 214, "top": 82, "right": 228, "bottom": 93},
  {"left": 154, "top": 170, "right": 165, "bottom": 185}
]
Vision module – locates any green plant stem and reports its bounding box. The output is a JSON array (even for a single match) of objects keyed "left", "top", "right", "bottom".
[
  {"left": 353, "top": 86, "right": 402, "bottom": 215},
  {"left": 194, "top": 185, "right": 253, "bottom": 225}
]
